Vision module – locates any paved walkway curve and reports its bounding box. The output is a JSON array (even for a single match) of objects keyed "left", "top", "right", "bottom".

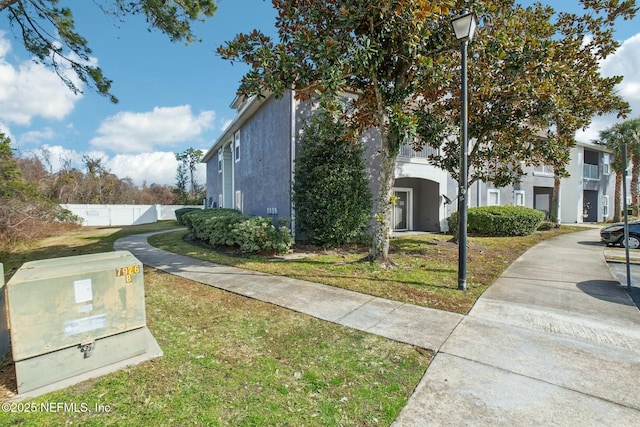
[
  {"left": 114, "top": 231, "right": 464, "bottom": 351},
  {"left": 116, "top": 229, "right": 640, "bottom": 426}
]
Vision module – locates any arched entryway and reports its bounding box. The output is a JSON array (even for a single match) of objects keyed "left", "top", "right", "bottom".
[{"left": 392, "top": 177, "right": 440, "bottom": 232}]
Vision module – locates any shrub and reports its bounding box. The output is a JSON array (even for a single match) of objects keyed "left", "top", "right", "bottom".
[
  {"left": 175, "top": 207, "right": 203, "bottom": 225},
  {"left": 55, "top": 207, "right": 82, "bottom": 224},
  {"left": 183, "top": 209, "right": 293, "bottom": 254},
  {"left": 537, "top": 221, "right": 557, "bottom": 231},
  {"left": 448, "top": 206, "right": 546, "bottom": 237},
  {"left": 293, "top": 111, "right": 372, "bottom": 247}
]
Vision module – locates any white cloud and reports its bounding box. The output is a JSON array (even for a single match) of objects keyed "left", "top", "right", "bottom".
[
  {"left": 106, "top": 151, "right": 205, "bottom": 187},
  {"left": 106, "top": 152, "right": 180, "bottom": 186},
  {"left": 221, "top": 118, "right": 233, "bottom": 132},
  {"left": 90, "top": 105, "right": 215, "bottom": 153},
  {"left": 26, "top": 146, "right": 204, "bottom": 187},
  {"left": 601, "top": 33, "right": 640, "bottom": 109},
  {"left": 19, "top": 127, "right": 56, "bottom": 144},
  {"left": 576, "top": 32, "right": 640, "bottom": 142},
  {"left": 112, "top": 152, "right": 207, "bottom": 187},
  {"left": 0, "top": 32, "right": 83, "bottom": 126},
  {"left": 30, "top": 145, "right": 83, "bottom": 173},
  {"left": 0, "top": 122, "right": 16, "bottom": 146}
]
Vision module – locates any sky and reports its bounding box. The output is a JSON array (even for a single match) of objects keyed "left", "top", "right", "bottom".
[{"left": 0, "top": 1, "right": 639, "bottom": 188}]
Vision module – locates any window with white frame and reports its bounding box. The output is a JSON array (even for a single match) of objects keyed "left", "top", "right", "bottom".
[
  {"left": 602, "top": 195, "right": 609, "bottom": 217},
  {"left": 218, "top": 194, "right": 223, "bottom": 208},
  {"left": 533, "top": 164, "right": 554, "bottom": 176},
  {"left": 603, "top": 154, "right": 610, "bottom": 175},
  {"left": 218, "top": 150, "right": 222, "bottom": 173},
  {"left": 234, "top": 131, "right": 241, "bottom": 162},
  {"left": 514, "top": 190, "right": 525, "bottom": 206},
  {"left": 235, "top": 190, "right": 243, "bottom": 212},
  {"left": 487, "top": 189, "right": 500, "bottom": 206}
]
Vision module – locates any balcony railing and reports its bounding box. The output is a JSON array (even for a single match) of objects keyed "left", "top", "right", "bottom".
[
  {"left": 583, "top": 163, "right": 599, "bottom": 180},
  {"left": 398, "top": 143, "right": 439, "bottom": 160}
]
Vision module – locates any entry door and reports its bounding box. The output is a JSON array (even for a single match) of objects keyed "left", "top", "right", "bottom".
[
  {"left": 393, "top": 190, "right": 410, "bottom": 231},
  {"left": 583, "top": 190, "right": 599, "bottom": 223},
  {"left": 533, "top": 187, "right": 553, "bottom": 220}
]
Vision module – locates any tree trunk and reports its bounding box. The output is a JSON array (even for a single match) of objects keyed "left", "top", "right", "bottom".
[
  {"left": 369, "top": 150, "right": 395, "bottom": 265},
  {"left": 613, "top": 171, "right": 623, "bottom": 222},
  {"left": 367, "top": 74, "right": 398, "bottom": 266},
  {"left": 632, "top": 153, "right": 640, "bottom": 211},
  {"left": 550, "top": 173, "right": 561, "bottom": 224}
]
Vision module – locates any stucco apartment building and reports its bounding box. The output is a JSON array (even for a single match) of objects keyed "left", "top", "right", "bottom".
[{"left": 202, "top": 91, "right": 615, "bottom": 235}]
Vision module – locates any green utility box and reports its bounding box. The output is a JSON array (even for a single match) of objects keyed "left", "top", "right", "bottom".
[{"left": 6, "top": 251, "right": 156, "bottom": 394}]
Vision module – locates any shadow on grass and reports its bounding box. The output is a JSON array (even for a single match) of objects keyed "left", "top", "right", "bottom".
[
  {"left": 2, "top": 222, "right": 180, "bottom": 282},
  {"left": 288, "top": 271, "right": 459, "bottom": 291},
  {"left": 390, "top": 239, "right": 441, "bottom": 255}
]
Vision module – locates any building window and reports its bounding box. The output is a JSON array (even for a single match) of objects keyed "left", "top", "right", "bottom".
[
  {"left": 218, "top": 150, "right": 222, "bottom": 173},
  {"left": 514, "top": 190, "right": 525, "bottom": 206},
  {"left": 235, "top": 190, "right": 243, "bottom": 212},
  {"left": 603, "top": 195, "right": 609, "bottom": 217},
  {"left": 218, "top": 194, "right": 223, "bottom": 208},
  {"left": 533, "top": 165, "right": 554, "bottom": 176},
  {"left": 487, "top": 189, "right": 500, "bottom": 206},
  {"left": 234, "top": 131, "right": 240, "bottom": 162},
  {"left": 583, "top": 163, "right": 599, "bottom": 180},
  {"left": 603, "top": 154, "right": 610, "bottom": 175}
]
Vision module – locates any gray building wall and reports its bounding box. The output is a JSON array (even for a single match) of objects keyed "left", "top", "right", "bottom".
[
  {"left": 234, "top": 93, "right": 294, "bottom": 218},
  {"left": 465, "top": 167, "right": 555, "bottom": 211},
  {"left": 206, "top": 154, "right": 222, "bottom": 208},
  {"left": 206, "top": 90, "right": 612, "bottom": 232},
  {"left": 205, "top": 93, "right": 296, "bottom": 218}
]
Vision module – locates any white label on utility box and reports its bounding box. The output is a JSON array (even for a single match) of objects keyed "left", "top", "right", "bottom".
[
  {"left": 64, "top": 314, "right": 107, "bottom": 335},
  {"left": 74, "top": 278, "right": 93, "bottom": 303}
]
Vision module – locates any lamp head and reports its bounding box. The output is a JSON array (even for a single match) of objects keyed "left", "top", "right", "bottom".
[{"left": 451, "top": 9, "right": 478, "bottom": 42}]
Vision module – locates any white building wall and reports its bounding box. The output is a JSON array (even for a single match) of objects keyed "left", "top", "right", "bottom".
[
  {"left": 561, "top": 146, "right": 584, "bottom": 223},
  {"left": 395, "top": 159, "right": 450, "bottom": 231}
]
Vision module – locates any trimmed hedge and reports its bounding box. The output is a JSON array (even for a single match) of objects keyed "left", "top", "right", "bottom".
[
  {"left": 175, "top": 207, "right": 203, "bottom": 225},
  {"left": 182, "top": 209, "right": 293, "bottom": 254},
  {"left": 448, "top": 206, "right": 546, "bottom": 237}
]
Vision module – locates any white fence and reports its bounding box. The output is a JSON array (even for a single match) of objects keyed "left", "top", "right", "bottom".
[{"left": 61, "top": 204, "right": 203, "bottom": 227}]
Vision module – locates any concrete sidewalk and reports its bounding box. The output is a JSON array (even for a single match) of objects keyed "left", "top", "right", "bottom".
[
  {"left": 114, "top": 233, "right": 463, "bottom": 352},
  {"left": 115, "top": 229, "right": 640, "bottom": 426},
  {"left": 393, "top": 228, "right": 640, "bottom": 426}
]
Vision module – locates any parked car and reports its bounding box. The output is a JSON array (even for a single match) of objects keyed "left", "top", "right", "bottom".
[{"left": 600, "top": 220, "right": 640, "bottom": 248}]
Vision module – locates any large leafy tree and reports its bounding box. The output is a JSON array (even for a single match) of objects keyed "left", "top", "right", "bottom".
[
  {"left": 1, "top": 0, "right": 217, "bottom": 102},
  {"left": 218, "top": 0, "right": 634, "bottom": 264},
  {"left": 219, "top": 0, "right": 457, "bottom": 264},
  {"left": 419, "top": 0, "right": 633, "bottom": 211}
]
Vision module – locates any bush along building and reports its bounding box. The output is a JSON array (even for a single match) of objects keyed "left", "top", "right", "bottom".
[{"left": 202, "top": 91, "right": 615, "bottom": 239}]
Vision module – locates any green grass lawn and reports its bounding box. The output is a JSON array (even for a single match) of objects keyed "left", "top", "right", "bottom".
[
  {"left": 149, "top": 225, "right": 584, "bottom": 314},
  {"left": 0, "top": 222, "right": 431, "bottom": 426}
]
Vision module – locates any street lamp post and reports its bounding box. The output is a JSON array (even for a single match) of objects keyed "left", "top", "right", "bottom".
[{"left": 451, "top": 9, "right": 477, "bottom": 292}]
